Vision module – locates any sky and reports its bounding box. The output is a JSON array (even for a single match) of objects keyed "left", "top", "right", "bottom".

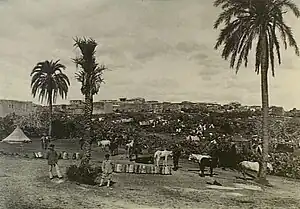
[{"left": 1, "top": 0, "right": 300, "bottom": 110}]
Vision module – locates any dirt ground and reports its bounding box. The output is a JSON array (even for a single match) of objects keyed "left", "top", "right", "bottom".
[{"left": 1, "top": 140, "right": 300, "bottom": 209}]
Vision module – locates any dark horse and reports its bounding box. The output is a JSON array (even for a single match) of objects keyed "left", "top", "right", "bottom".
[
  {"left": 199, "top": 157, "right": 219, "bottom": 177},
  {"left": 212, "top": 143, "right": 241, "bottom": 170},
  {"left": 129, "top": 142, "right": 143, "bottom": 161},
  {"left": 109, "top": 140, "right": 119, "bottom": 156}
]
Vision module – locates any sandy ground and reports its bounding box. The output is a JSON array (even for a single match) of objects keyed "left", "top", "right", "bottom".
[{"left": 0, "top": 140, "right": 300, "bottom": 209}]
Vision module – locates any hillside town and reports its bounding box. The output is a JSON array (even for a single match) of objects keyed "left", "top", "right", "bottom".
[
  {"left": 0, "top": 98, "right": 290, "bottom": 117},
  {"left": 2, "top": 0, "right": 300, "bottom": 208}
]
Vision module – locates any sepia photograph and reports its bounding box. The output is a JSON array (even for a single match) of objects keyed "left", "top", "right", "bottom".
[{"left": 0, "top": 0, "right": 300, "bottom": 208}]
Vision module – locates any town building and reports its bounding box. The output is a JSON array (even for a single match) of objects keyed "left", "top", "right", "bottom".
[{"left": 0, "top": 100, "right": 36, "bottom": 117}]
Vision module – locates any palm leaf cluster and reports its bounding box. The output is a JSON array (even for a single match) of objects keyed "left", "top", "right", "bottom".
[
  {"left": 73, "top": 37, "right": 106, "bottom": 96},
  {"left": 30, "top": 60, "right": 70, "bottom": 104},
  {"left": 214, "top": 0, "right": 300, "bottom": 75}
]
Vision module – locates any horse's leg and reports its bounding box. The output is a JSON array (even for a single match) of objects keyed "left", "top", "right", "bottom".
[
  {"left": 210, "top": 166, "right": 213, "bottom": 177},
  {"left": 199, "top": 163, "right": 205, "bottom": 177},
  {"left": 156, "top": 156, "right": 160, "bottom": 167},
  {"left": 238, "top": 164, "right": 247, "bottom": 180},
  {"left": 241, "top": 168, "right": 247, "bottom": 180}
]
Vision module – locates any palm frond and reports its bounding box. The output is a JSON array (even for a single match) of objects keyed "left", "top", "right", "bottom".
[
  {"left": 73, "top": 37, "right": 107, "bottom": 96},
  {"left": 30, "top": 60, "right": 70, "bottom": 104},
  {"left": 213, "top": 0, "right": 300, "bottom": 77}
]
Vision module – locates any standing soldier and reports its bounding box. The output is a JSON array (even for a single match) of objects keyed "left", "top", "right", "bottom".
[
  {"left": 41, "top": 133, "right": 46, "bottom": 150},
  {"left": 99, "top": 154, "right": 114, "bottom": 188},
  {"left": 172, "top": 143, "right": 182, "bottom": 171},
  {"left": 46, "top": 144, "right": 63, "bottom": 180},
  {"left": 79, "top": 137, "right": 84, "bottom": 150},
  {"left": 44, "top": 135, "right": 50, "bottom": 150}
]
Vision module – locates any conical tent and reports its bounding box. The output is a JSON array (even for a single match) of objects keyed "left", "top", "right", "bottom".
[{"left": 1, "top": 126, "right": 32, "bottom": 144}]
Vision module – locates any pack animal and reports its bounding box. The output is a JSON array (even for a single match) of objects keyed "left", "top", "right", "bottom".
[
  {"left": 186, "top": 135, "right": 200, "bottom": 142},
  {"left": 238, "top": 161, "right": 273, "bottom": 180},
  {"left": 97, "top": 140, "right": 111, "bottom": 149},
  {"left": 188, "top": 154, "right": 218, "bottom": 177},
  {"left": 154, "top": 150, "right": 173, "bottom": 166}
]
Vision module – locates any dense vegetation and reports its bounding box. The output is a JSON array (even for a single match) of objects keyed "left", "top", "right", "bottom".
[{"left": 1, "top": 109, "right": 300, "bottom": 180}]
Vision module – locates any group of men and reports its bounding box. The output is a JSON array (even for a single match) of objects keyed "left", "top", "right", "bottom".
[
  {"left": 44, "top": 133, "right": 183, "bottom": 187},
  {"left": 45, "top": 142, "right": 113, "bottom": 188}
]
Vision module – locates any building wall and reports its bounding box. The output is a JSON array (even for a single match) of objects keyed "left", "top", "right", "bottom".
[
  {"left": 0, "top": 100, "right": 35, "bottom": 117},
  {"left": 93, "top": 102, "right": 113, "bottom": 114}
]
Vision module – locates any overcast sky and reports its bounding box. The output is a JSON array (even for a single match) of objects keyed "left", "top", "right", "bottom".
[{"left": 1, "top": 0, "right": 300, "bottom": 110}]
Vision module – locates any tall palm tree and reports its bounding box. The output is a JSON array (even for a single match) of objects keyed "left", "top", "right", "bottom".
[
  {"left": 213, "top": 0, "right": 299, "bottom": 184},
  {"left": 73, "top": 37, "right": 106, "bottom": 166},
  {"left": 30, "top": 60, "right": 70, "bottom": 136}
]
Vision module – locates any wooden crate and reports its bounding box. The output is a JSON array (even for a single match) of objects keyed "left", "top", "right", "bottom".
[
  {"left": 134, "top": 164, "right": 140, "bottom": 173},
  {"left": 114, "top": 164, "right": 124, "bottom": 173},
  {"left": 112, "top": 163, "right": 171, "bottom": 175}
]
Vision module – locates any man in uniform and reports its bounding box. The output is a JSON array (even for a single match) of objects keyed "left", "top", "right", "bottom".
[
  {"left": 172, "top": 143, "right": 182, "bottom": 171},
  {"left": 41, "top": 133, "right": 46, "bottom": 150}
]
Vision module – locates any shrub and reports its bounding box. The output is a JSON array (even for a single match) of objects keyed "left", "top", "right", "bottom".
[
  {"left": 270, "top": 153, "right": 300, "bottom": 179},
  {"left": 66, "top": 164, "right": 102, "bottom": 185}
]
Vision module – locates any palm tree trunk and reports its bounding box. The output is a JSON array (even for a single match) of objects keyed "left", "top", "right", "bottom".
[
  {"left": 257, "top": 34, "right": 269, "bottom": 185},
  {"left": 80, "top": 92, "right": 92, "bottom": 167},
  {"left": 90, "top": 96, "right": 93, "bottom": 117},
  {"left": 48, "top": 94, "right": 53, "bottom": 137}
]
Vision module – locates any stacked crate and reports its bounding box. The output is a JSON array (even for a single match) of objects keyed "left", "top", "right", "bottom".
[{"left": 113, "top": 163, "right": 172, "bottom": 175}]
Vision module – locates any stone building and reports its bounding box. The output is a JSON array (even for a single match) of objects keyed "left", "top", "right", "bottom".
[{"left": 0, "top": 100, "right": 35, "bottom": 117}]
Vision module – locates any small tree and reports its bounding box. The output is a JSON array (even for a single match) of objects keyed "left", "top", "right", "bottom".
[
  {"left": 30, "top": 60, "right": 70, "bottom": 136},
  {"left": 73, "top": 37, "right": 106, "bottom": 166}
]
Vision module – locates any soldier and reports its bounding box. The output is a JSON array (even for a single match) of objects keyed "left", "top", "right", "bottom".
[
  {"left": 44, "top": 135, "right": 50, "bottom": 150},
  {"left": 172, "top": 143, "right": 182, "bottom": 171},
  {"left": 46, "top": 144, "right": 63, "bottom": 180},
  {"left": 41, "top": 133, "right": 46, "bottom": 150},
  {"left": 79, "top": 137, "right": 84, "bottom": 150},
  {"left": 99, "top": 154, "right": 113, "bottom": 188}
]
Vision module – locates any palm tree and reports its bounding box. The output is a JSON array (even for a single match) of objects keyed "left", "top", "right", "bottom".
[
  {"left": 213, "top": 0, "right": 299, "bottom": 184},
  {"left": 73, "top": 37, "right": 106, "bottom": 166},
  {"left": 30, "top": 60, "right": 70, "bottom": 136}
]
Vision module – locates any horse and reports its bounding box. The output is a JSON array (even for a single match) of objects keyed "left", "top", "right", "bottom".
[
  {"left": 214, "top": 143, "right": 273, "bottom": 180},
  {"left": 186, "top": 135, "right": 200, "bottom": 142},
  {"left": 238, "top": 161, "right": 274, "bottom": 180},
  {"left": 154, "top": 150, "right": 173, "bottom": 167},
  {"left": 188, "top": 154, "right": 218, "bottom": 177},
  {"left": 109, "top": 140, "right": 119, "bottom": 156},
  {"left": 188, "top": 154, "right": 211, "bottom": 162},
  {"left": 130, "top": 143, "right": 143, "bottom": 161},
  {"left": 97, "top": 140, "right": 111, "bottom": 149}
]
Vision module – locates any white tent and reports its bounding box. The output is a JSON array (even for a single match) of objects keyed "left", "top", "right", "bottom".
[{"left": 1, "top": 126, "right": 32, "bottom": 144}]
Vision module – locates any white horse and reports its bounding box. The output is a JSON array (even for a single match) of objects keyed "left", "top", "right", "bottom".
[
  {"left": 186, "top": 135, "right": 200, "bottom": 142},
  {"left": 97, "top": 140, "right": 111, "bottom": 149},
  {"left": 154, "top": 150, "right": 173, "bottom": 166},
  {"left": 239, "top": 161, "right": 273, "bottom": 180}
]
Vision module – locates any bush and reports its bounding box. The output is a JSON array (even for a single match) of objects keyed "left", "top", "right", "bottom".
[
  {"left": 270, "top": 153, "right": 300, "bottom": 179},
  {"left": 66, "top": 164, "right": 102, "bottom": 185}
]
